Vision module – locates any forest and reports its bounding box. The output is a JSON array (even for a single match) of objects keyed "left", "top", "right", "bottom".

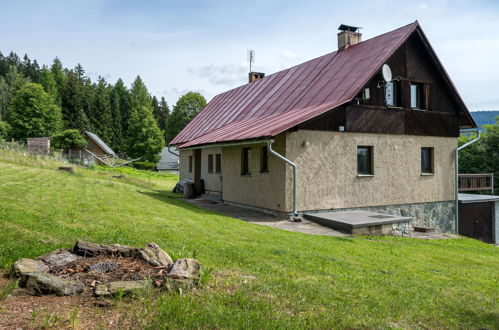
[{"left": 0, "top": 51, "right": 206, "bottom": 166}]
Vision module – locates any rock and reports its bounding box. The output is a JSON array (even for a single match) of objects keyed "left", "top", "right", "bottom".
[
  {"left": 94, "top": 280, "right": 149, "bottom": 297},
  {"left": 24, "top": 273, "right": 85, "bottom": 296},
  {"left": 167, "top": 258, "right": 201, "bottom": 280},
  {"left": 87, "top": 261, "right": 119, "bottom": 273},
  {"left": 73, "top": 240, "right": 138, "bottom": 257},
  {"left": 137, "top": 243, "right": 173, "bottom": 267},
  {"left": 58, "top": 166, "right": 74, "bottom": 174},
  {"left": 37, "top": 248, "right": 79, "bottom": 267},
  {"left": 161, "top": 278, "right": 195, "bottom": 292},
  {"left": 10, "top": 258, "right": 49, "bottom": 278}
]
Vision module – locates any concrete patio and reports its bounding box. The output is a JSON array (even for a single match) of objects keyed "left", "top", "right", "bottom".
[{"left": 182, "top": 196, "right": 457, "bottom": 240}]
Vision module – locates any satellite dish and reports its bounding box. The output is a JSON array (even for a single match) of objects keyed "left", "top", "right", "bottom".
[{"left": 382, "top": 64, "right": 392, "bottom": 82}]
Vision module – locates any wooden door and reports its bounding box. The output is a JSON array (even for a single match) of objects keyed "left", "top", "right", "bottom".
[{"left": 459, "top": 202, "right": 493, "bottom": 243}]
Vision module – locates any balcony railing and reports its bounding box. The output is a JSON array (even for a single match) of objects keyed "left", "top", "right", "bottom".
[{"left": 458, "top": 173, "right": 494, "bottom": 193}]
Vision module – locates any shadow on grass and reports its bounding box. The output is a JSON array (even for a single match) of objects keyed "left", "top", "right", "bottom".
[{"left": 138, "top": 190, "right": 221, "bottom": 216}]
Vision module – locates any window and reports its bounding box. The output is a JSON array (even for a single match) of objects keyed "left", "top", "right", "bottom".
[
  {"left": 207, "top": 154, "right": 213, "bottom": 173},
  {"left": 357, "top": 146, "right": 373, "bottom": 175},
  {"left": 361, "top": 88, "right": 370, "bottom": 100},
  {"left": 215, "top": 154, "right": 221, "bottom": 173},
  {"left": 421, "top": 147, "right": 433, "bottom": 174},
  {"left": 410, "top": 83, "right": 425, "bottom": 109},
  {"left": 188, "top": 155, "right": 193, "bottom": 173},
  {"left": 241, "top": 148, "right": 251, "bottom": 175},
  {"left": 385, "top": 81, "right": 400, "bottom": 107},
  {"left": 260, "top": 146, "right": 269, "bottom": 172}
]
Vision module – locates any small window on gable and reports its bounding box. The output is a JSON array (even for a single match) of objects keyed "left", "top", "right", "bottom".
[
  {"left": 385, "top": 81, "right": 401, "bottom": 107},
  {"left": 421, "top": 147, "right": 433, "bottom": 174},
  {"left": 411, "top": 83, "right": 426, "bottom": 109},
  {"left": 361, "top": 88, "right": 370, "bottom": 100},
  {"left": 188, "top": 155, "right": 193, "bottom": 173},
  {"left": 357, "top": 146, "right": 373, "bottom": 175},
  {"left": 241, "top": 148, "right": 251, "bottom": 176},
  {"left": 260, "top": 146, "right": 269, "bottom": 172},
  {"left": 215, "top": 154, "right": 221, "bottom": 173},
  {"left": 208, "top": 154, "right": 213, "bottom": 173}
]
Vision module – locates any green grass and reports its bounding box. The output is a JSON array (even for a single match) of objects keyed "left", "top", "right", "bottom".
[{"left": 0, "top": 151, "right": 498, "bottom": 328}]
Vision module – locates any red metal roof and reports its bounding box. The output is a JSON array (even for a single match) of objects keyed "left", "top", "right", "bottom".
[{"left": 171, "top": 21, "right": 420, "bottom": 148}]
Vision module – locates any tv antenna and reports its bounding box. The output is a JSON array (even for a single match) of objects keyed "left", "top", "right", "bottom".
[{"left": 247, "top": 49, "right": 255, "bottom": 72}]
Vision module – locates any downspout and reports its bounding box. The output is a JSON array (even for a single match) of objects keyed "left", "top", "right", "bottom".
[
  {"left": 167, "top": 147, "right": 180, "bottom": 173},
  {"left": 455, "top": 130, "right": 480, "bottom": 234},
  {"left": 267, "top": 140, "right": 300, "bottom": 220}
]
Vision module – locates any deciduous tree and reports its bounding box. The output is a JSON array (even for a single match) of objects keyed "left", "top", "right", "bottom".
[{"left": 7, "top": 83, "right": 62, "bottom": 140}]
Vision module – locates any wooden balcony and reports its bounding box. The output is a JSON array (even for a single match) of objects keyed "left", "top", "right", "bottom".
[{"left": 458, "top": 173, "right": 494, "bottom": 193}]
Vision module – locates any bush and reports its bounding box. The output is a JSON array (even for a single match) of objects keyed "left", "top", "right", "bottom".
[
  {"left": 131, "top": 161, "right": 157, "bottom": 171},
  {"left": 0, "top": 121, "right": 10, "bottom": 140},
  {"left": 52, "top": 129, "right": 87, "bottom": 150}
]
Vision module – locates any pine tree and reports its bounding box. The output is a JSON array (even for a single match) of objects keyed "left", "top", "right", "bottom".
[
  {"left": 82, "top": 78, "right": 96, "bottom": 132},
  {"left": 158, "top": 96, "right": 170, "bottom": 134},
  {"left": 62, "top": 69, "right": 90, "bottom": 131},
  {"left": 126, "top": 105, "right": 164, "bottom": 163},
  {"left": 113, "top": 79, "right": 131, "bottom": 137},
  {"left": 109, "top": 86, "right": 124, "bottom": 154},
  {"left": 39, "top": 66, "right": 58, "bottom": 100},
  {"left": 0, "top": 65, "right": 28, "bottom": 120},
  {"left": 7, "top": 83, "right": 62, "bottom": 140},
  {"left": 50, "top": 58, "right": 65, "bottom": 106},
  {"left": 167, "top": 92, "right": 206, "bottom": 142},
  {"left": 130, "top": 76, "right": 151, "bottom": 110},
  {"left": 92, "top": 77, "right": 113, "bottom": 145}
]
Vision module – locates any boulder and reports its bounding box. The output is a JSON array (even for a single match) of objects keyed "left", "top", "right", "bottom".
[
  {"left": 24, "top": 273, "right": 85, "bottom": 296},
  {"left": 73, "top": 240, "right": 138, "bottom": 257},
  {"left": 37, "top": 248, "right": 79, "bottom": 267},
  {"left": 10, "top": 258, "right": 49, "bottom": 278},
  {"left": 167, "top": 258, "right": 201, "bottom": 280},
  {"left": 94, "top": 280, "right": 149, "bottom": 297},
  {"left": 161, "top": 278, "right": 195, "bottom": 292},
  {"left": 137, "top": 243, "right": 173, "bottom": 267}
]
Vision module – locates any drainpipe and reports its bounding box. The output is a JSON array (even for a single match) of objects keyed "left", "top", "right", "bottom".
[
  {"left": 167, "top": 147, "right": 180, "bottom": 173},
  {"left": 455, "top": 130, "right": 480, "bottom": 234},
  {"left": 267, "top": 140, "right": 299, "bottom": 220}
]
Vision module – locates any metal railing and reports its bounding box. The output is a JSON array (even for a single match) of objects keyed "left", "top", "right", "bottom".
[{"left": 458, "top": 173, "right": 494, "bottom": 194}]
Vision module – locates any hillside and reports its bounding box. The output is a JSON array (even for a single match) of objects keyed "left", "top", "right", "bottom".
[
  {"left": 471, "top": 110, "right": 499, "bottom": 130},
  {"left": 0, "top": 152, "right": 498, "bottom": 329}
]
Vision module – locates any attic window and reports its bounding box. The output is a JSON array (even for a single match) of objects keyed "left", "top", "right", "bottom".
[
  {"left": 361, "top": 88, "right": 370, "bottom": 100},
  {"left": 385, "top": 81, "right": 401, "bottom": 107},
  {"left": 410, "top": 83, "right": 426, "bottom": 109}
]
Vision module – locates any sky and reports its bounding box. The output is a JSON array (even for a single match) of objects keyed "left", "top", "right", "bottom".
[{"left": 1, "top": 0, "right": 498, "bottom": 110}]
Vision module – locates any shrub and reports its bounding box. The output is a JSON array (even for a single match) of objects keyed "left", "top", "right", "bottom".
[
  {"left": 131, "top": 161, "right": 157, "bottom": 171},
  {"left": 0, "top": 121, "right": 10, "bottom": 140},
  {"left": 51, "top": 129, "right": 87, "bottom": 150}
]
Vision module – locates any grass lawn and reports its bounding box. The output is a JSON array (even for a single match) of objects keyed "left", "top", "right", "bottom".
[{"left": 0, "top": 150, "right": 498, "bottom": 328}]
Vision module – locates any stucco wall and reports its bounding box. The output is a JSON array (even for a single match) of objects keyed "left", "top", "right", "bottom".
[
  {"left": 286, "top": 130, "right": 457, "bottom": 212},
  {"left": 179, "top": 149, "right": 193, "bottom": 182},
  {"left": 201, "top": 147, "right": 222, "bottom": 193},
  {"left": 221, "top": 135, "right": 288, "bottom": 212}
]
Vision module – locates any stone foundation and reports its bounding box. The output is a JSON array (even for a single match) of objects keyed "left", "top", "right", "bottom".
[{"left": 333, "top": 201, "right": 455, "bottom": 233}]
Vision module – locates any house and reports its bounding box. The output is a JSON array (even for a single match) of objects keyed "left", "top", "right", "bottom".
[
  {"left": 157, "top": 147, "right": 179, "bottom": 173},
  {"left": 169, "top": 21, "right": 476, "bottom": 233},
  {"left": 68, "top": 131, "right": 116, "bottom": 163}
]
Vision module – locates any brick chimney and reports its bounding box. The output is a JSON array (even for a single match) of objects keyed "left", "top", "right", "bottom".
[
  {"left": 248, "top": 72, "right": 265, "bottom": 83},
  {"left": 337, "top": 24, "right": 362, "bottom": 50}
]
